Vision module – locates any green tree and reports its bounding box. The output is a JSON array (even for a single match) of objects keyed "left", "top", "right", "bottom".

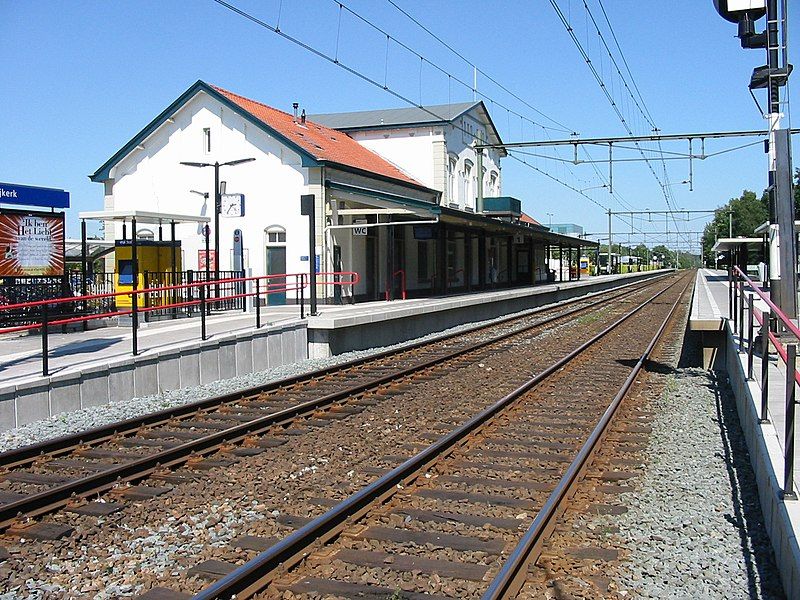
[
  {"left": 701, "top": 189, "right": 768, "bottom": 263},
  {"left": 651, "top": 244, "right": 674, "bottom": 267}
]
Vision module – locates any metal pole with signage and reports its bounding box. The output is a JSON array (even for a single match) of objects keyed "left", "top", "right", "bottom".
[
  {"left": 300, "top": 194, "right": 317, "bottom": 316},
  {"left": 233, "top": 228, "right": 244, "bottom": 311}
]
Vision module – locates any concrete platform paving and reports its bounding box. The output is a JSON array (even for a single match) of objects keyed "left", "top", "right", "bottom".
[
  {"left": 0, "top": 307, "right": 302, "bottom": 384},
  {"left": 1, "top": 270, "right": 664, "bottom": 385}
]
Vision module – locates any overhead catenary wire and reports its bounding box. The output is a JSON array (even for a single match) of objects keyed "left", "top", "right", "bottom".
[
  {"left": 384, "top": 0, "right": 574, "bottom": 133},
  {"left": 381, "top": 0, "right": 634, "bottom": 212},
  {"left": 334, "top": 0, "right": 572, "bottom": 134},
  {"left": 210, "top": 0, "right": 640, "bottom": 222},
  {"left": 550, "top": 0, "right": 700, "bottom": 246},
  {"left": 212, "top": 0, "right": 682, "bottom": 243}
]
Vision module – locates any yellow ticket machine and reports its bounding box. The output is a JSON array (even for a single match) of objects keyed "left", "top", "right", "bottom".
[{"left": 114, "top": 240, "right": 181, "bottom": 308}]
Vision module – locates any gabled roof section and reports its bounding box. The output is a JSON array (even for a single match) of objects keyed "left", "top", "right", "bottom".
[
  {"left": 309, "top": 101, "right": 506, "bottom": 153},
  {"left": 520, "top": 212, "right": 541, "bottom": 226},
  {"left": 310, "top": 102, "right": 477, "bottom": 130},
  {"left": 90, "top": 80, "right": 430, "bottom": 191}
]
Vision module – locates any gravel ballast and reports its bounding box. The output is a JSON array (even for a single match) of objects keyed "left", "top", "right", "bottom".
[
  {"left": 616, "top": 366, "right": 784, "bottom": 599},
  {"left": 0, "top": 305, "right": 555, "bottom": 453}
]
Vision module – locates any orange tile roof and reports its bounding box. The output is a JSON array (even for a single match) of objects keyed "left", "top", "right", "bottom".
[
  {"left": 520, "top": 212, "right": 541, "bottom": 226},
  {"left": 211, "top": 85, "right": 425, "bottom": 189}
]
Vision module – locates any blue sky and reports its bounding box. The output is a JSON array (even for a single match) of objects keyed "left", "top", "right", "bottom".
[{"left": 0, "top": 0, "right": 796, "bottom": 252}]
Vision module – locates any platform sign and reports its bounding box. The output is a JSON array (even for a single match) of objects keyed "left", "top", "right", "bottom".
[
  {"left": 0, "top": 182, "right": 70, "bottom": 209},
  {"left": 232, "top": 229, "right": 244, "bottom": 271},
  {"left": 198, "top": 250, "right": 217, "bottom": 271},
  {"left": 413, "top": 225, "right": 435, "bottom": 240},
  {"left": 0, "top": 209, "right": 65, "bottom": 276}
]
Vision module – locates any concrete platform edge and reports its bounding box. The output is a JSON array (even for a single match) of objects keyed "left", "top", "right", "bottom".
[
  {"left": 725, "top": 325, "right": 800, "bottom": 599},
  {"left": 308, "top": 270, "right": 669, "bottom": 358},
  {"left": 0, "top": 321, "right": 308, "bottom": 431}
]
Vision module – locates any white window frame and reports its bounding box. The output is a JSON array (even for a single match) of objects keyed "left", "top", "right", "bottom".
[
  {"left": 464, "top": 159, "right": 474, "bottom": 210},
  {"left": 447, "top": 154, "right": 457, "bottom": 205}
]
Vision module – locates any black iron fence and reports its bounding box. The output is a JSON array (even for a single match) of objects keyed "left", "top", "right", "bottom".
[
  {"left": 142, "top": 270, "right": 245, "bottom": 320},
  {"left": 0, "top": 271, "right": 247, "bottom": 327},
  {"left": 0, "top": 273, "right": 117, "bottom": 328}
]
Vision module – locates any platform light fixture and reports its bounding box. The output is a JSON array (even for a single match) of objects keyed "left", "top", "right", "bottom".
[{"left": 180, "top": 158, "right": 255, "bottom": 295}]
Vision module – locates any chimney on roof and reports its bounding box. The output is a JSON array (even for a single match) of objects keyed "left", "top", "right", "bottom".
[
  {"left": 292, "top": 102, "right": 299, "bottom": 123},
  {"left": 300, "top": 109, "right": 306, "bottom": 124}
]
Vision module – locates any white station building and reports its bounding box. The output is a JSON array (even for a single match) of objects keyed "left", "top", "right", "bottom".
[{"left": 90, "top": 80, "right": 592, "bottom": 303}]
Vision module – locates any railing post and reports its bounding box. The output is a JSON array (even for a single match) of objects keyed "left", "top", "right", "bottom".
[
  {"left": 41, "top": 302, "right": 49, "bottom": 377},
  {"left": 242, "top": 270, "right": 247, "bottom": 313},
  {"left": 187, "top": 270, "right": 194, "bottom": 317},
  {"left": 747, "top": 294, "right": 755, "bottom": 379},
  {"left": 738, "top": 281, "right": 745, "bottom": 351},
  {"left": 728, "top": 268, "right": 734, "bottom": 320},
  {"left": 255, "top": 279, "right": 261, "bottom": 329},
  {"left": 783, "top": 344, "right": 797, "bottom": 500},
  {"left": 300, "top": 274, "right": 305, "bottom": 319},
  {"left": 760, "top": 310, "right": 771, "bottom": 423},
  {"left": 143, "top": 271, "right": 150, "bottom": 323},
  {"left": 200, "top": 285, "right": 207, "bottom": 341},
  {"left": 131, "top": 290, "right": 138, "bottom": 356}
]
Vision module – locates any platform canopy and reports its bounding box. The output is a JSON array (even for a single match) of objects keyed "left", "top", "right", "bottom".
[
  {"left": 78, "top": 210, "right": 210, "bottom": 225},
  {"left": 711, "top": 237, "right": 763, "bottom": 252},
  {"left": 753, "top": 220, "right": 800, "bottom": 235},
  {"left": 65, "top": 238, "right": 114, "bottom": 261}
]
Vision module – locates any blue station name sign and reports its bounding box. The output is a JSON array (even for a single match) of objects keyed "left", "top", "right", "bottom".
[{"left": 0, "top": 182, "right": 70, "bottom": 209}]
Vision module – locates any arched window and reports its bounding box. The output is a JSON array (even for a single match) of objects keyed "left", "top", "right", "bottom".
[
  {"left": 447, "top": 154, "right": 457, "bottom": 205},
  {"left": 464, "top": 160, "right": 474, "bottom": 210},
  {"left": 265, "top": 225, "right": 286, "bottom": 244},
  {"left": 489, "top": 170, "right": 499, "bottom": 196}
]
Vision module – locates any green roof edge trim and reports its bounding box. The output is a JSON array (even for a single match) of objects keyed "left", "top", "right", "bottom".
[
  {"left": 89, "top": 80, "right": 321, "bottom": 183},
  {"left": 326, "top": 181, "right": 442, "bottom": 214}
]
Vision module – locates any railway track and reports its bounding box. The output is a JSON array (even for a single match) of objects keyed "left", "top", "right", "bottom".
[
  {"left": 0, "top": 274, "right": 670, "bottom": 540},
  {"left": 131, "top": 271, "right": 693, "bottom": 599}
]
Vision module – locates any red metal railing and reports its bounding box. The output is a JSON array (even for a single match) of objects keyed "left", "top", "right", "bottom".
[
  {"left": 385, "top": 269, "right": 407, "bottom": 301},
  {"left": 0, "top": 271, "right": 359, "bottom": 377},
  {"left": 732, "top": 266, "right": 798, "bottom": 498}
]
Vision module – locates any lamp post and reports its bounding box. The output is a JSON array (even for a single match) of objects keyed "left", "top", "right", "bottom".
[{"left": 181, "top": 158, "right": 255, "bottom": 299}]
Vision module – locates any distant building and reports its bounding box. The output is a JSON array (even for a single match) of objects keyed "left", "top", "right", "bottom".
[{"left": 549, "top": 223, "right": 584, "bottom": 236}]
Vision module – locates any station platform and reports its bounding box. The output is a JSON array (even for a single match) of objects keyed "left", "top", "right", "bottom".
[
  {"left": 691, "top": 268, "right": 800, "bottom": 598},
  {"left": 690, "top": 268, "right": 730, "bottom": 331},
  {"left": 0, "top": 270, "right": 666, "bottom": 431}
]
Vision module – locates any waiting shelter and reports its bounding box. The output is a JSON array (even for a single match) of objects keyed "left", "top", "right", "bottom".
[
  {"left": 712, "top": 237, "right": 764, "bottom": 277},
  {"left": 77, "top": 210, "right": 211, "bottom": 311}
]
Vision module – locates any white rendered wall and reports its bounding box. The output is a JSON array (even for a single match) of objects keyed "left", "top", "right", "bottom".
[
  {"left": 105, "top": 91, "right": 311, "bottom": 288},
  {"left": 348, "top": 127, "right": 439, "bottom": 191},
  {"left": 348, "top": 107, "right": 502, "bottom": 210}
]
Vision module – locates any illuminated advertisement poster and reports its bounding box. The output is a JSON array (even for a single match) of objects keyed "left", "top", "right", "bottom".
[{"left": 0, "top": 210, "right": 65, "bottom": 276}]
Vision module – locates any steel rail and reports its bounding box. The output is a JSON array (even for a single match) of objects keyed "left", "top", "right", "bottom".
[
  {"left": 0, "top": 273, "right": 669, "bottom": 470},
  {"left": 191, "top": 274, "right": 686, "bottom": 600},
  {"left": 0, "top": 276, "right": 671, "bottom": 528},
  {"left": 482, "top": 275, "right": 692, "bottom": 599}
]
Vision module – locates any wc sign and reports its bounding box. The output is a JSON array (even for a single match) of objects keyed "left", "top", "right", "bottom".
[{"left": 353, "top": 226, "right": 368, "bottom": 236}]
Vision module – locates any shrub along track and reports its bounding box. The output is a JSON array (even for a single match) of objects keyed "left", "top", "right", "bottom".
[
  {"left": 119, "top": 271, "right": 691, "bottom": 599},
  {"left": 0, "top": 273, "right": 681, "bottom": 597}
]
